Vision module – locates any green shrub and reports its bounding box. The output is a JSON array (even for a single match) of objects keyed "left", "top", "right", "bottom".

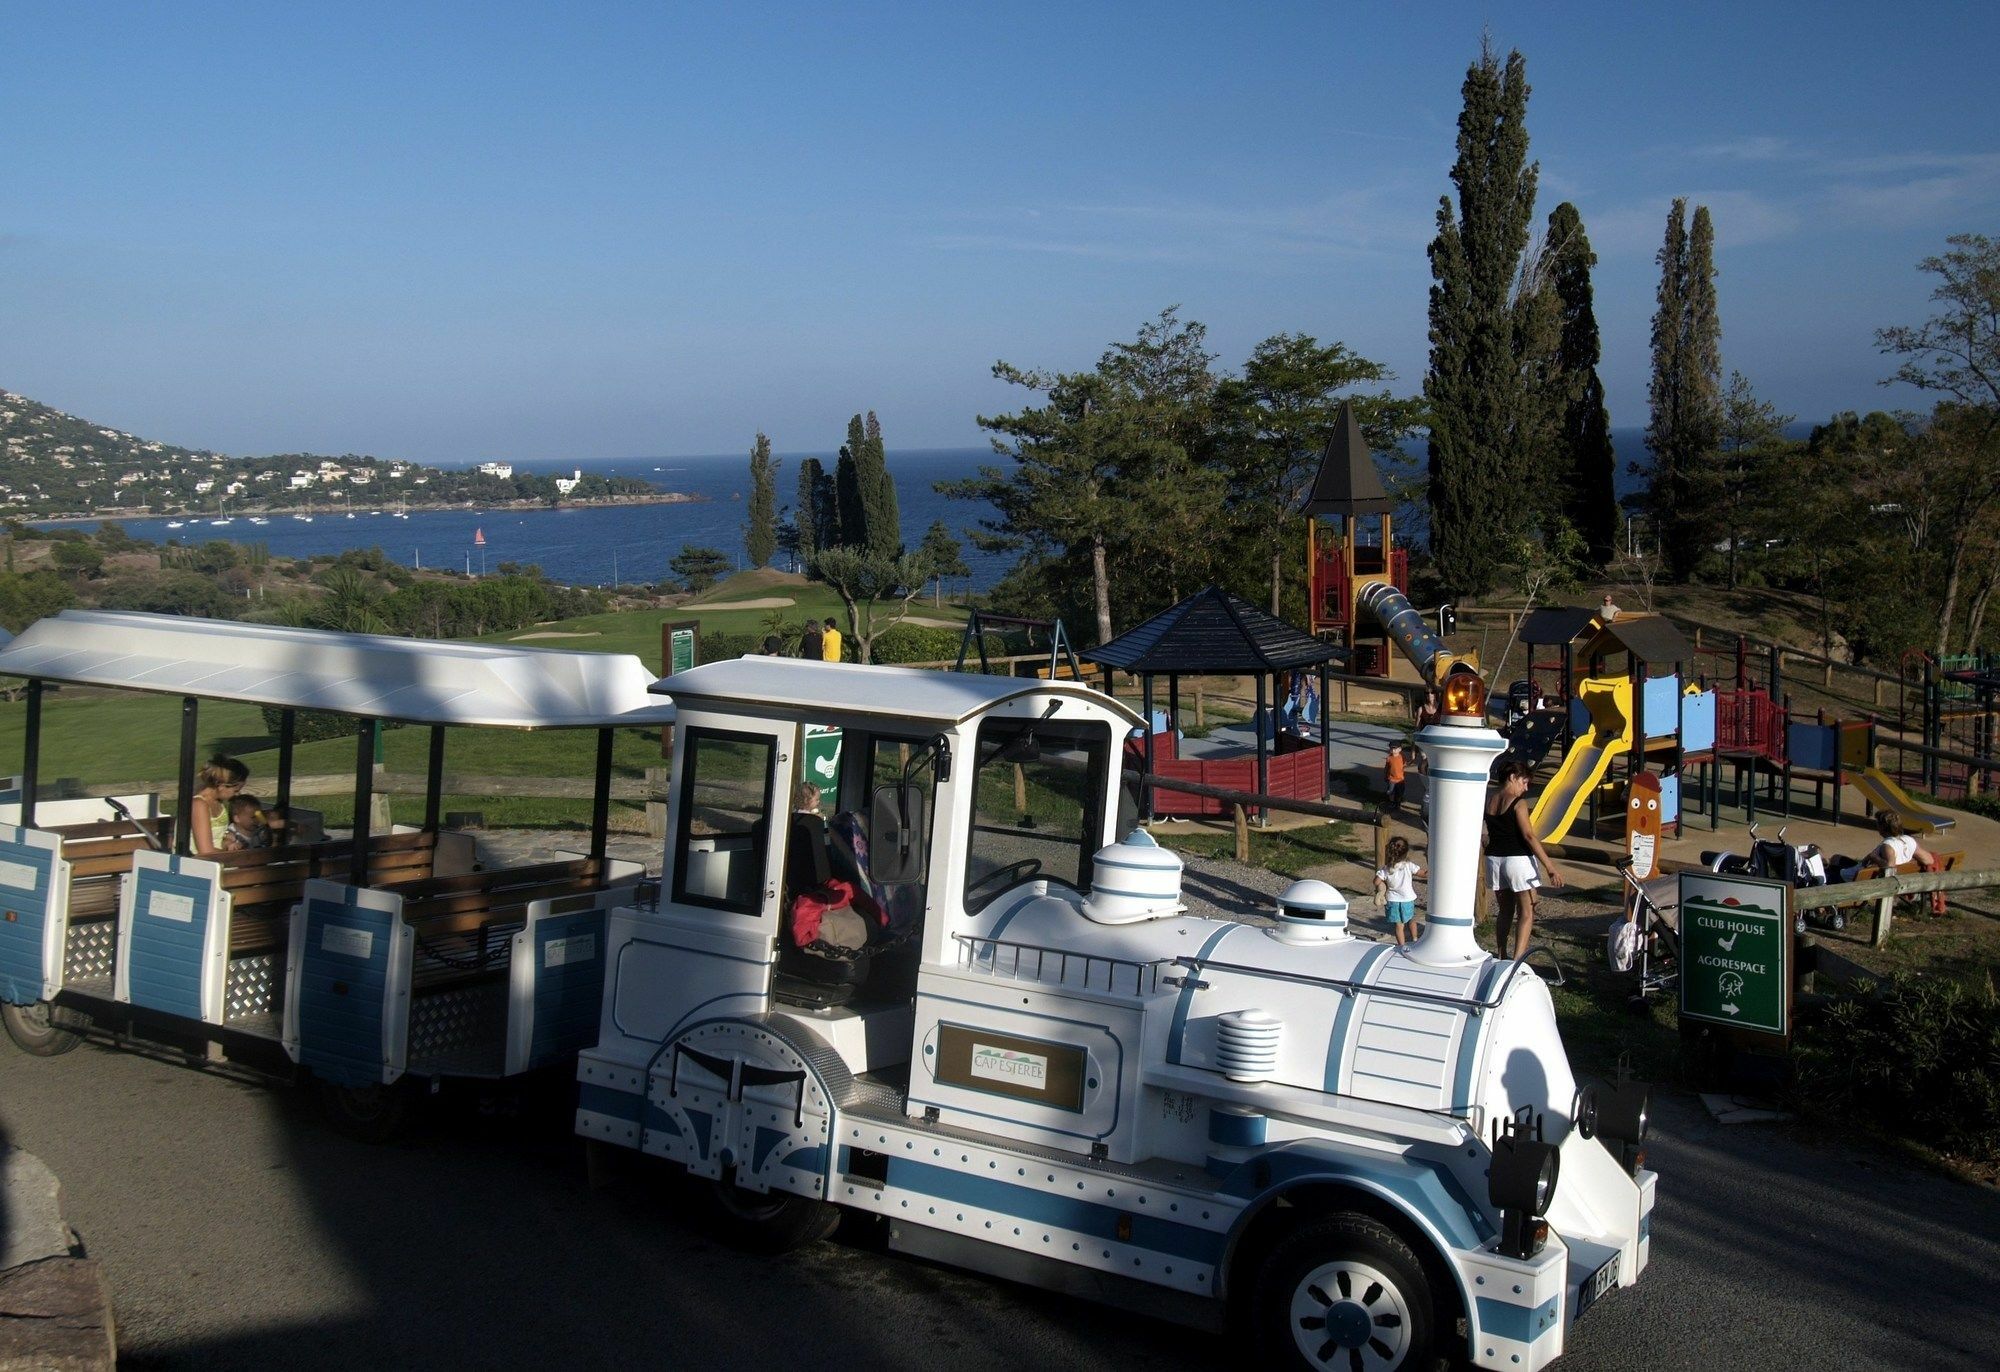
[
  {"left": 697, "top": 630, "right": 763, "bottom": 663},
  {"left": 256, "top": 707, "right": 407, "bottom": 744},
  {"left": 1793, "top": 972, "right": 2000, "bottom": 1162},
  {"left": 870, "top": 623, "right": 966, "bottom": 664}
]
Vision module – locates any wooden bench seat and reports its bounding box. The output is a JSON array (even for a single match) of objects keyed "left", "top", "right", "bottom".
[
  {"left": 216, "top": 831, "right": 445, "bottom": 956},
  {"left": 400, "top": 859, "right": 609, "bottom": 991},
  {"left": 1850, "top": 849, "right": 1964, "bottom": 909}
]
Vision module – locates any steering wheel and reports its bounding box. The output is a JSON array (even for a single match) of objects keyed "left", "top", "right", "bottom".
[{"left": 966, "top": 858, "right": 1042, "bottom": 908}]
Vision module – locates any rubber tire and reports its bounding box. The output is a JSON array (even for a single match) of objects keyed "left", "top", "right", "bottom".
[
  {"left": 2, "top": 1000, "right": 84, "bottom": 1057},
  {"left": 698, "top": 1170, "right": 842, "bottom": 1254},
  {"left": 1252, "top": 1212, "right": 1436, "bottom": 1372},
  {"left": 316, "top": 1079, "right": 411, "bottom": 1144},
  {"left": 1826, "top": 910, "right": 1846, "bottom": 932}
]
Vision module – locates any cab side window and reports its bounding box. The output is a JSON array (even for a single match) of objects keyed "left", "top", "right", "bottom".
[{"left": 672, "top": 728, "right": 775, "bottom": 915}]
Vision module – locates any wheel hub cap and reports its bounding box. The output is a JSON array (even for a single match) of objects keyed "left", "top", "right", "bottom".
[{"left": 1290, "top": 1259, "right": 1411, "bottom": 1370}]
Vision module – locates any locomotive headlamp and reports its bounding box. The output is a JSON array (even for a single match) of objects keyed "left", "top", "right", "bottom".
[
  {"left": 1440, "top": 667, "right": 1487, "bottom": 724},
  {"left": 1595, "top": 1075, "right": 1651, "bottom": 1175},
  {"left": 1490, "top": 1115, "right": 1561, "bottom": 1259}
]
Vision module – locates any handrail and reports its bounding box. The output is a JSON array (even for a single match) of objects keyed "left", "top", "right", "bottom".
[
  {"left": 1170, "top": 951, "right": 1529, "bottom": 1016},
  {"left": 1793, "top": 866, "right": 2000, "bottom": 910},
  {"left": 953, "top": 932, "right": 1169, "bottom": 997}
]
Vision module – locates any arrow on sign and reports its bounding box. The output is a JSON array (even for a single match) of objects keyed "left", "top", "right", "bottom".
[{"left": 1722, "top": 1004, "right": 1740, "bottom": 1016}]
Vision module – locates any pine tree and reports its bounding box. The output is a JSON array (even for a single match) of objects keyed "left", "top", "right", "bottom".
[
  {"left": 1646, "top": 200, "right": 1723, "bottom": 580},
  {"left": 745, "top": 433, "right": 776, "bottom": 568},
  {"left": 1545, "top": 202, "right": 1616, "bottom": 564},
  {"left": 1424, "top": 42, "right": 1540, "bottom": 598},
  {"left": 795, "top": 457, "right": 824, "bottom": 560}
]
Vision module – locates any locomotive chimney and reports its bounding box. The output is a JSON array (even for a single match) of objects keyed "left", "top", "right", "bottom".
[{"left": 1407, "top": 668, "right": 1506, "bottom": 967}]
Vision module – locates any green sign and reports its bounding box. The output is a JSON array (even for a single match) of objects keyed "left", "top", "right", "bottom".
[
  {"left": 1678, "top": 870, "right": 1791, "bottom": 1036},
  {"left": 803, "top": 725, "right": 842, "bottom": 808},
  {"left": 668, "top": 627, "right": 697, "bottom": 675}
]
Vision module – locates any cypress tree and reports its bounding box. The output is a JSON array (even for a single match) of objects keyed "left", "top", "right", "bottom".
[
  {"left": 1646, "top": 200, "right": 1723, "bottom": 580},
  {"left": 1545, "top": 202, "right": 1616, "bottom": 564},
  {"left": 1424, "top": 42, "right": 1540, "bottom": 598},
  {"left": 795, "top": 457, "right": 823, "bottom": 560},
  {"left": 863, "top": 410, "right": 901, "bottom": 558},
  {"left": 745, "top": 432, "right": 776, "bottom": 568},
  {"left": 834, "top": 414, "right": 867, "bottom": 549}
]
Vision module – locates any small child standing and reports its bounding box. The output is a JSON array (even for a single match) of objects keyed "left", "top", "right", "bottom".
[
  {"left": 1374, "top": 836, "right": 1427, "bottom": 947},
  {"left": 222, "top": 795, "right": 271, "bottom": 851},
  {"left": 1384, "top": 743, "right": 1408, "bottom": 811}
]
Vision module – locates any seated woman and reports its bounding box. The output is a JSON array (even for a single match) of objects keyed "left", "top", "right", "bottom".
[
  {"left": 189, "top": 755, "right": 249, "bottom": 857},
  {"left": 1842, "top": 811, "right": 1933, "bottom": 880},
  {"left": 785, "top": 783, "right": 879, "bottom": 961}
]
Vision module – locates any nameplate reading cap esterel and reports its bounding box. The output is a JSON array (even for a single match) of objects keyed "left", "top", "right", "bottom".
[{"left": 935, "top": 1023, "right": 1087, "bottom": 1113}]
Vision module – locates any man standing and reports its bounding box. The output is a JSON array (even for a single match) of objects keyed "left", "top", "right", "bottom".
[
  {"left": 798, "top": 619, "right": 823, "bottom": 661},
  {"left": 821, "top": 617, "right": 844, "bottom": 663}
]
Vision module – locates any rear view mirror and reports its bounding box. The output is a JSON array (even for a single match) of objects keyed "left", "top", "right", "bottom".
[{"left": 870, "top": 784, "right": 928, "bottom": 883}]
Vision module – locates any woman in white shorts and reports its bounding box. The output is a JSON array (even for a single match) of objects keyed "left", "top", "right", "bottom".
[{"left": 1484, "top": 755, "right": 1564, "bottom": 959}]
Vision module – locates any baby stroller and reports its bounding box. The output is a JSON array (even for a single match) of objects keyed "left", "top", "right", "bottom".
[
  {"left": 1700, "top": 823, "right": 1837, "bottom": 934},
  {"left": 1610, "top": 856, "right": 1679, "bottom": 1001}
]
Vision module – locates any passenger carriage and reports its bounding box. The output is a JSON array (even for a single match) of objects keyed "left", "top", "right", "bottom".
[
  {"left": 0, "top": 611, "right": 671, "bottom": 1133},
  {"left": 579, "top": 659, "right": 1655, "bottom": 1370}
]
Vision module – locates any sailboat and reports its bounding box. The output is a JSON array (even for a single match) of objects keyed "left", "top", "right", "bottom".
[{"left": 293, "top": 497, "right": 313, "bottom": 522}]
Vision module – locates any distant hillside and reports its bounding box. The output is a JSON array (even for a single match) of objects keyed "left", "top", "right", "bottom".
[{"left": 0, "top": 389, "right": 653, "bottom": 518}]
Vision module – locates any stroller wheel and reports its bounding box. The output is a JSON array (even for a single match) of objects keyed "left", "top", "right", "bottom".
[
  {"left": 1827, "top": 910, "right": 1846, "bottom": 932},
  {"left": 1794, "top": 914, "right": 1808, "bottom": 936}
]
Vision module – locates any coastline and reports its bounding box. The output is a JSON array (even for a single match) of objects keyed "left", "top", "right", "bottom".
[{"left": 27, "top": 490, "right": 707, "bottom": 526}]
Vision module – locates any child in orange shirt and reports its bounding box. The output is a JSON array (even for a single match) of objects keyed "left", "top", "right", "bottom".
[{"left": 1384, "top": 743, "right": 1407, "bottom": 811}]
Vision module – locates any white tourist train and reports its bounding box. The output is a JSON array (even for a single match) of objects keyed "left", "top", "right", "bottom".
[
  {"left": 0, "top": 610, "right": 671, "bottom": 1135},
  {"left": 578, "top": 657, "right": 1654, "bottom": 1370}
]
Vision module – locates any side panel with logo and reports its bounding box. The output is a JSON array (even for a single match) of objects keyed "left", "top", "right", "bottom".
[
  {"left": 0, "top": 825, "right": 64, "bottom": 1004},
  {"left": 908, "top": 970, "right": 1138, "bottom": 1158},
  {"left": 286, "top": 880, "right": 411, "bottom": 1085},
  {"left": 119, "top": 851, "right": 225, "bottom": 1022}
]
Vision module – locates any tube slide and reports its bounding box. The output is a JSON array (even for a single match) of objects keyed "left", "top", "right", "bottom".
[
  {"left": 1356, "top": 582, "right": 1447, "bottom": 682},
  {"left": 1529, "top": 676, "right": 1634, "bottom": 844}
]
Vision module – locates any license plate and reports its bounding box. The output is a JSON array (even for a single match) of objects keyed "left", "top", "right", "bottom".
[{"left": 1575, "top": 1256, "right": 1619, "bottom": 1318}]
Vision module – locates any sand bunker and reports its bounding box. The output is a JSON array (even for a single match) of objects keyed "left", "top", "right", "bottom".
[
  {"left": 511, "top": 630, "right": 603, "bottom": 641},
  {"left": 688, "top": 596, "right": 797, "bottom": 610}
]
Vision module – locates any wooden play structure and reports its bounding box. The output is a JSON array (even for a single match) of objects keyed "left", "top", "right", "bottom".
[{"left": 1301, "top": 403, "right": 1411, "bottom": 678}]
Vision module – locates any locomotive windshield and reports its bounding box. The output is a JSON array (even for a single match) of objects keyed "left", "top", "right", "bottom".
[{"left": 963, "top": 718, "right": 1112, "bottom": 912}]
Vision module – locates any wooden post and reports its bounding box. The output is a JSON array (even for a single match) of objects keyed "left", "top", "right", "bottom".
[
  {"left": 645, "top": 767, "right": 669, "bottom": 839},
  {"left": 1374, "top": 817, "right": 1389, "bottom": 869},
  {"left": 1195, "top": 683, "right": 1205, "bottom": 728},
  {"left": 1013, "top": 763, "right": 1028, "bottom": 814},
  {"left": 1233, "top": 803, "right": 1250, "bottom": 862},
  {"left": 1872, "top": 894, "right": 1895, "bottom": 948}
]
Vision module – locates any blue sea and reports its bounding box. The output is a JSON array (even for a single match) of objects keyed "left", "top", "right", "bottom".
[
  {"left": 53, "top": 448, "right": 1013, "bottom": 592},
  {"left": 46, "top": 429, "right": 1663, "bottom": 593}
]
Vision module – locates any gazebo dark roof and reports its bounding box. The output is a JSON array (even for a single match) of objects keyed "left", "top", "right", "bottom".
[
  {"left": 1586, "top": 614, "right": 1695, "bottom": 666},
  {"left": 1519, "top": 606, "right": 1601, "bottom": 646},
  {"left": 1299, "top": 401, "right": 1393, "bottom": 519},
  {"left": 1082, "top": 587, "right": 1345, "bottom": 674}
]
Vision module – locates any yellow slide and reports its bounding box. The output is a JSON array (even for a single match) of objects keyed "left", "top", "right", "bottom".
[
  {"left": 1528, "top": 676, "right": 1634, "bottom": 844},
  {"left": 1849, "top": 766, "right": 1957, "bottom": 834}
]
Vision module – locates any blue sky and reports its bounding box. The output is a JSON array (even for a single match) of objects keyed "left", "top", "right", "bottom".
[{"left": 3, "top": 1, "right": 1995, "bottom": 463}]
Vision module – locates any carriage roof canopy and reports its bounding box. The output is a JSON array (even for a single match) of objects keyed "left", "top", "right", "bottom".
[
  {"left": 1081, "top": 586, "right": 1345, "bottom": 675},
  {"left": 1298, "top": 401, "right": 1394, "bottom": 520},
  {"left": 0, "top": 610, "right": 678, "bottom": 729},
  {"left": 651, "top": 656, "right": 1142, "bottom": 728}
]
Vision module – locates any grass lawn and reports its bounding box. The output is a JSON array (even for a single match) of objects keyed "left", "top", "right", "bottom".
[
  {"left": 476, "top": 570, "right": 971, "bottom": 661},
  {"left": 1151, "top": 820, "right": 1365, "bottom": 877}
]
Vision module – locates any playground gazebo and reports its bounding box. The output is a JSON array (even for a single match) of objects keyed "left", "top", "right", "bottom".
[{"left": 1082, "top": 587, "right": 1345, "bottom": 815}]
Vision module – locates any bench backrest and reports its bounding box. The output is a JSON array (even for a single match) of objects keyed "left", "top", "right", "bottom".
[
  {"left": 220, "top": 830, "right": 442, "bottom": 912},
  {"left": 60, "top": 819, "right": 172, "bottom": 878},
  {"left": 400, "top": 859, "right": 608, "bottom": 937}
]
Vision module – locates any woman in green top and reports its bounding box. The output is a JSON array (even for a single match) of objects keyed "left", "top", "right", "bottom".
[{"left": 188, "top": 755, "right": 249, "bottom": 856}]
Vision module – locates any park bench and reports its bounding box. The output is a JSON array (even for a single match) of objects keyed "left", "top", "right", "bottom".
[
  {"left": 397, "top": 857, "right": 620, "bottom": 992},
  {"left": 1851, "top": 848, "right": 1965, "bottom": 914},
  {"left": 52, "top": 818, "right": 172, "bottom": 922},
  {"left": 216, "top": 829, "right": 447, "bottom": 956}
]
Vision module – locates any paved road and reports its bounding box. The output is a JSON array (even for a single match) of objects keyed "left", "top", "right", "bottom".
[{"left": 2, "top": 1039, "right": 1996, "bottom": 1370}]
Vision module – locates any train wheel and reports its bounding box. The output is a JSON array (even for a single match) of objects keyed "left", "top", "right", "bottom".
[
  {"left": 316, "top": 1079, "right": 410, "bottom": 1144},
  {"left": 1253, "top": 1213, "right": 1435, "bottom": 1372},
  {"left": 2, "top": 1000, "right": 84, "bottom": 1057},
  {"left": 698, "top": 1169, "right": 841, "bottom": 1254}
]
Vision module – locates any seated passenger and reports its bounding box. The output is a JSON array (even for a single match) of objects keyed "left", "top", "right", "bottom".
[
  {"left": 189, "top": 755, "right": 249, "bottom": 856},
  {"left": 222, "top": 795, "right": 272, "bottom": 851},
  {"left": 786, "top": 783, "right": 878, "bottom": 961}
]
